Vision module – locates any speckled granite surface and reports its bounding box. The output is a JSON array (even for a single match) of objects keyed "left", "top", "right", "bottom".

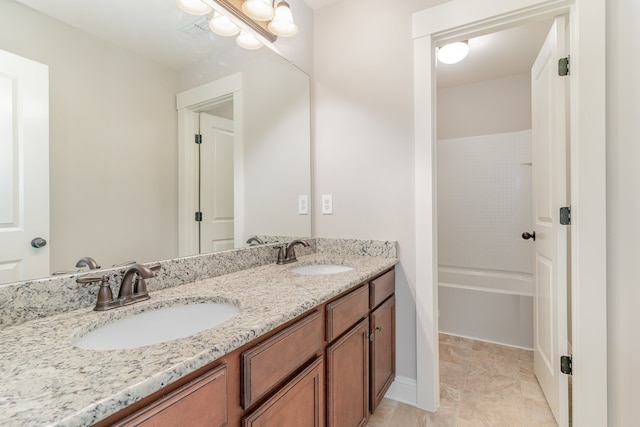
[{"left": 0, "top": 241, "right": 397, "bottom": 427}]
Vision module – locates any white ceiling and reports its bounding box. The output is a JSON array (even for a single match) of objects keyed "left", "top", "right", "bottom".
[
  {"left": 16, "top": 0, "right": 552, "bottom": 88},
  {"left": 436, "top": 19, "right": 553, "bottom": 88}
]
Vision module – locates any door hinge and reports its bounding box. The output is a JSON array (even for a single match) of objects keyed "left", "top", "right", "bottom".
[
  {"left": 560, "top": 355, "right": 572, "bottom": 375},
  {"left": 195, "top": 211, "right": 202, "bottom": 222},
  {"left": 559, "top": 56, "right": 570, "bottom": 76},
  {"left": 560, "top": 206, "right": 571, "bottom": 225},
  {"left": 195, "top": 134, "right": 202, "bottom": 144}
]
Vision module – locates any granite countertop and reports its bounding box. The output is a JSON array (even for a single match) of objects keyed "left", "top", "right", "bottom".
[{"left": 0, "top": 253, "right": 397, "bottom": 427}]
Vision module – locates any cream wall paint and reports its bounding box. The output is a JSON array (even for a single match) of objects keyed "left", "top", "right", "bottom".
[
  {"left": 313, "top": 0, "right": 451, "bottom": 384},
  {"left": 437, "top": 73, "right": 532, "bottom": 140},
  {"left": 0, "top": 2, "right": 179, "bottom": 272},
  {"left": 606, "top": 0, "right": 640, "bottom": 425}
]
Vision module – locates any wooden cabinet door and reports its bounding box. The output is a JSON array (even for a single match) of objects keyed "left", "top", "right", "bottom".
[
  {"left": 326, "top": 318, "right": 369, "bottom": 427},
  {"left": 242, "top": 358, "right": 324, "bottom": 427},
  {"left": 370, "top": 295, "right": 396, "bottom": 412},
  {"left": 114, "top": 364, "right": 227, "bottom": 427}
]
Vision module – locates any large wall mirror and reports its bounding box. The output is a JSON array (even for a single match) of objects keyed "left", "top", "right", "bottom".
[{"left": 0, "top": 0, "right": 311, "bottom": 285}]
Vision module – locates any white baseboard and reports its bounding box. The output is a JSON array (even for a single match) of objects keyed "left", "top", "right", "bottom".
[{"left": 384, "top": 376, "right": 418, "bottom": 407}]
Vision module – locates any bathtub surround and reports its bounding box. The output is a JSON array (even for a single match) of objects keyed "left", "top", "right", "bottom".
[
  {"left": 0, "top": 238, "right": 394, "bottom": 329},
  {"left": 437, "top": 131, "right": 534, "bottom": 348}
]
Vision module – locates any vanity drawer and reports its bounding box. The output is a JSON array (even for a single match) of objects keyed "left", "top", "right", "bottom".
[
  {"left": 326, "top": 284, "right": 369, "bottom": 342},
  {"left": 241, "top": 310, "right": 323, "bottom": 409},
  {"left": 370, "top": 269, "right": 395, "bottom": 309}
]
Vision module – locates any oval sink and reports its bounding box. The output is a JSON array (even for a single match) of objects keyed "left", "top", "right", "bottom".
[
  {"left": 290, "top": 264, "right": 354, "bottom": 275},
  {"left": 75, "top": 303, "right": 239, "bottom": 351}
]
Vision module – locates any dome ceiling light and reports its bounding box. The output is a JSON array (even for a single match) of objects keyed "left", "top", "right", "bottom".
[
  {"left": 176, "top": 0, "right": 299, "bottom": 49},
  {"left": 437, "top": 41, "right": 470, "bottom": 65}
]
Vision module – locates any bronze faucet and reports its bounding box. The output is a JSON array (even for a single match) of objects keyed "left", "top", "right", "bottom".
[
  {"left": 76, "top": 257, "right": 101, "bottom": 270},
  {"left": 76, "top": 263, "right": 161, "bottom": 311},
  {"left": 275, "top": 240, "right": 310, "bottom": 265}
]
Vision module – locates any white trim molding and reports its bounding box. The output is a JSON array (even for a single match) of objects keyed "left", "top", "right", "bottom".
[{"left": 385, "top": 376, "right": 418, "bottom": 407}]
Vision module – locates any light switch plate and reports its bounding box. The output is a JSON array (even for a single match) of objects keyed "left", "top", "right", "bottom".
[
  {"left": 322, "top": 194, "right": 333, "bottom": 215},
  {"left": 298, "top": 195, "right": 308, "bottom": 215}
]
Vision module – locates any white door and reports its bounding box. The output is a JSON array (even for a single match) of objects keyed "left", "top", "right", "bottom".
[
  {"left": 531, "top": 17, "right": 569, "bottom": 425},
  {"left": 199, "top": 112, "right": 234, "bottom": 253},
  {"left": 0, "top": 49, "right": 49, "bottom": 285}
]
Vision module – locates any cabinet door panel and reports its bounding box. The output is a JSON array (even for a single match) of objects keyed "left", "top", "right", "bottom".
[
  {"left": 326, "top": 318, "right": 369, "bottom": 427},
  {"left": 242, "top": 358, "right": 324, "bottom": 427},
  {"left": 114, "top": 364, "right": 227, "bottom": 427},
  {"left": 370, "top": 295, "right": 396, "bottom": 411}
]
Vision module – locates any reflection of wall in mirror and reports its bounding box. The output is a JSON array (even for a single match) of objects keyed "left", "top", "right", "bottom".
[
  {"left": 0, "top": 1, "right": 313, "bottom": 279},
  {"left": 0, "top": 1, "right": 179, "bottom": 274}
]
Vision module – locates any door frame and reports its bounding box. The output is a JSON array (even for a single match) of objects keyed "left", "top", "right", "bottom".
[
  {"left": 413, "top": 0, "right": 606, "bottom": 425},
  {"left": 177, "top": 73, "right": 245, "bottom": 256}
]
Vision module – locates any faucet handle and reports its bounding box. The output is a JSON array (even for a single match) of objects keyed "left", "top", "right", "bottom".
[{"left": 76, "top": 273, "right": 107, "bottom": 284}]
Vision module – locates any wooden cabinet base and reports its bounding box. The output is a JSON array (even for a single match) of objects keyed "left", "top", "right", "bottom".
[{"left": 113, "top": 364, "right": 227, "bottom": 427}]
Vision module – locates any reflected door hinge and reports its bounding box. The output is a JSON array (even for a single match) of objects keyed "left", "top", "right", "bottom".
[
  {"left": 195, "top": 134, "right": 202, "bottom": 144},
  {"left": 560, "top": 206, "right": 571, "bottom": 225},
  {"left": 561, "top": 355, "right": 572, "bottom": 375},
  {"left": 195, "top": 211, "right": 202, "bottom": 222},
  {"left": 559, "top": 56, "right": 570, "bottom": 76}
]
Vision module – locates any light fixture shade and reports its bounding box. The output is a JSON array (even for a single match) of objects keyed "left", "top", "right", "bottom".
[
  {"left": 175, "top": 0, "right": 212, "bottom": 16},
  {"left": 242, "top": 0, "right": 275, "bottom": 21},
  {"left": 268, "top": 1, "right": 298, "bottom": 37},
  {"left": 209, "top": 11, "right": 240, "bottom": 36},
  {"left": 237, "top": 30, "right": 264, "bottom": 49},
  {"left": 437, "top": 41, "right": 470, "bottom": 64}
]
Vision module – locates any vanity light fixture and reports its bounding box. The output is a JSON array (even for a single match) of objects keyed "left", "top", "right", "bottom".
[
  {"left": 242, "top": 0, "right": 275, "bottom": 21},
  {"left": 176, "top": 0, "right": 299, "bottom": 49},
  {"left": 268, "top": 1, "right": 298, "bottom": 37},
  {"left": 176, "top": 0, "right": 212, "bottom": 15},
  {"left": 209, "top": 11, "right": 241, "bottom": 36},
  {"left": 236, "top": 30, "right": 264, "bottom": 49},
  {"left": 437, "top": 41, "right": 470, "bottom": 64}
]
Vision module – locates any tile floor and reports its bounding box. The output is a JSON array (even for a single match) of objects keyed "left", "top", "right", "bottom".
[{"left": 366, "top": 333, "right": 558, "bottom": 426}]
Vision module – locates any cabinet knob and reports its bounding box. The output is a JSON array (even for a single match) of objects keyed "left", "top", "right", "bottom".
[{"left": 375, "top": 326, "right": 382, "bottom": 332}]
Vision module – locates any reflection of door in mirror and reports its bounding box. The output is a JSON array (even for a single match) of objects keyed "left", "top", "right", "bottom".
[
  {"left": 0, "top": 49, "right": 49, "bottom": 285},
  {"left": 199, "top": 112, "right": 235, "bottom": 253}
]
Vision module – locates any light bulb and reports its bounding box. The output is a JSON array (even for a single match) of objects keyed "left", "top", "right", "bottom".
[
  {"left": 237, "top": 30, "right": 264, "bottom": 50},
  {"left": 242, "top": 0, "right": 274, "bottom": 21},
  {"left": 175, "top": 0, "right": 212, "bottom": 16},
  {"left": 209, "top": 11, "right": 240, "bottom": 36},
  {"left": 268, "top": 1, "right": 298, "bottom": 37},
  {"left": 437, "top": 41, "right": 470, "bottom": 64}
]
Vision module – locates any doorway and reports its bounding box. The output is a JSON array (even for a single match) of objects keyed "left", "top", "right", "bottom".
[
  {"left": 435, "top": 17, "right": 570, "bottom": 423},
  {"left": 413, "top": 1, "right": 607, "bottom": 425}
]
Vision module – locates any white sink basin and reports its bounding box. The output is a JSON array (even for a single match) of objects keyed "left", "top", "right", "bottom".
[
  {"left": 290, "top": 264, "right": 354, "bottom": 275},
  {"left": 75, "top": 303, "right": 239, "bottom": 351}
]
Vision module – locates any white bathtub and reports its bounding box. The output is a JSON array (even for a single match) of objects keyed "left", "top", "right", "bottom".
[
  {"left": 438, "top": 266, "right": 533, "bottom": 349},
  {"left": 438, "top": 266, "right": 533, "bottom": 296}
]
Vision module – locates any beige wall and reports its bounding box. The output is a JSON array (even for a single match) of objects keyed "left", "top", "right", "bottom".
[
  {"left": 0, "top": 2, "right": 179, "bottom": 271},
  {"left": 313, "top": 0, "right": 450, "bottom": 383},
  {"left": 437, "top": 73, "right": 532, "bottom": 140},
  {"left": 606, "top": 0, "right": 640, "bottom": 424}
]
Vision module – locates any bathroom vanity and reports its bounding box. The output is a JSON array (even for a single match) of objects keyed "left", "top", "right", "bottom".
[
  {"left": 99, "top": 268, "right": 395, "bottom": 427},
  {"left": 0, "top": 239, "right": 397, "bottom": 427}
]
